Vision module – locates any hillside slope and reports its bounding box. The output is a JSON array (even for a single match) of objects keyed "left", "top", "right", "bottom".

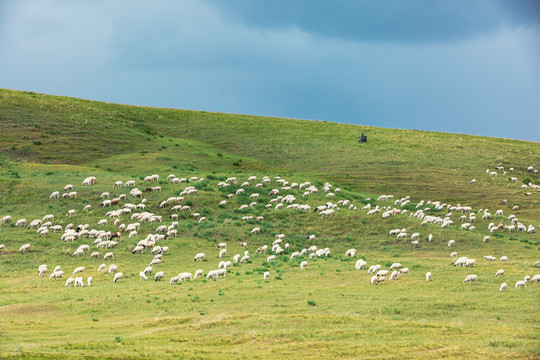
[
  {"left": 0, "top": 88, "right": 539, "bottom": 216},
  {"left": 0, "top": 88, "right": 539, "bottom": 360}
]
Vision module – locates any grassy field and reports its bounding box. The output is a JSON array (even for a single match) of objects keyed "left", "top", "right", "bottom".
[{"left": 0, "top": 88, "right": 539, "bottom": 359}]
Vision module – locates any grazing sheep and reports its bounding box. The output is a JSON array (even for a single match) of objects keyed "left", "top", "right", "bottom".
[
  {"left": 65, "top": 277, "right": 75, "bottom": 287},
  {"left": 49, "top": 271, "right": 64, "bottom": 280},
  {"left": 483, "top": 236, "right": 490, "bottom": 243},
  {"left": 389, "top": 270, "right": 398, "bottom": 280},
  {"left": 448, "top": 240, "right": 455, "bottom": 247},
  {"left": 194, "top": 253, "right": 205, "bottom": 261},
  {"left": 411, "top": 240, "right": 419, "bottom": 247},
  {"left": 399, "top": 268, "right": 409, "bottom": 276},
  {"left": 463, "top": 274, "right": 478, "bottom": 285},
  {"left": 450, "top": 252, "right": 458, "bottom": 259},
  {"left": 263, "top": 271, "right": 270, "bottom": 281},
  {"left": 251, "top": 227, "right": 261, "bottom": 235},
  {"left": 495, "top": 269, "right": 504, "bottom": 277},
  {"left": 355, "top": 259, "right": 367, "bottom": 270},
  {"left": 108, "top": 264, "right": 118, "bottom": 273},
  {"left": 97, "top": 264, "right": 107, "bottom": 272},
  {"left": 290, "top": 252, "right": 300, "bottom": 260},
  {"left": 500, "top": 256, "right": 508, "bottom": 262},
  {"left": 465, "top": 259, "right": 476, "bottom": 267},
  {"left": 149, "top": 258, "right": 162, "bottom": 267},
  {"left": 113, "top": 272, "right": 123, "bottom": 283},
  {"left": 389, "top": 263, "right": 402, "bottom": 271},
  {"left": 38, "top": 265, "right": 49, "bottom": 277},
  {"left": 499, "top": 282, "right": 507, "bottom": 292},
  {"left": 73, "top": 266, "right": 85, "bottom": 275},
  {"left": 194, "top": 269, "right": 204, "bottom": 279},
  {"left": 515, "top": 280, "right": 526, "bottom": 289},
  {"left": 344, "top": 249, "right": 356, "bottom": 257},
  {"left": 300, "top": 261, "right": 308, "bottom": 269},
  {"left": 154, "top": 271, "right": 164, "bottom": 281},
  {"left": 426, "top": 272, "right": 431, "bottom": 282},
  {"left": 219, "top": 249, "right": 228, "bottom": 258},
  {"left": 19, "top": 244, "right": 31, "bottom": 253},
  {"left": 72, "top": 249, "right": 84, "bottom": 257},
  {"left": 530, "top": 275, "right": 540, "bottom": 283},
  {"left": 139, "top": 272, "right": 148, "bottom": 281},
  {"left": 87, "top": 277, "right": 93, "bottom": 286}
]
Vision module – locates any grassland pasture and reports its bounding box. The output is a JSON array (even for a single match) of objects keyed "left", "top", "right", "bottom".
[{"left": 0, "top": 89, "right": 539, "bottom": 359}]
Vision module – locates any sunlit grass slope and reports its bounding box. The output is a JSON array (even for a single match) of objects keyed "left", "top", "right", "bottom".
[{"left": 0, "top": 88, "right": 538, "bottom": 359}]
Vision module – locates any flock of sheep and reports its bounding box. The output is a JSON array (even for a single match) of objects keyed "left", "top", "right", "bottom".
[{"left": 0, "top": 163, "right": 538, "bottom": 294}]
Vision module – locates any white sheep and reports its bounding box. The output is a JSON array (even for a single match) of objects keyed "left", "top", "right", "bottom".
[
  {"left": 87, "top": 277, "right": 93, "bottom": 286},
  {"left": 500, "top": 256, "right": 508, "bottom": 262},
  {"left": 399, "top": 268, "right": 409, "bottom": 276},
  {"left": 149, "top": 258, "right": 162, "bottom": 267},
  {"left": 389, "top": 270, "right": 398, "bottom": 281},
  {"left": 426, "top": 272, "right": 431, "bottom": 282},
  {"left": 19, "top": 243, "right": 31, "bottom": 253},
  {"left": 194, "top": 253, "right": 205, "bottom": 261},
  {"left": 389, "top": 263, "right": 402, "bottom": 271},
  {"left": 194, "top": 269, "right": 204, "bottom": 279},
  {"left": 450, "top": 252, "right": 458, "bottom": 259},
  {"left": 495, "top": 269, "right": 504, "bottom": 277},
  {"left": 108, "top": 264, "right": 118, "bottom": 273},
  {"left": 368, "top": 265, "right": 381, "bottom": 274},
  {"left": 344, "top": 249, "right": 356, "bottom": 257},
  {"left": 515, "top": 280, "right": 526, "bottom": 289},
  {"left": 154, "top": 271, "right": 164, "bottom": 281},
  {"left": 74, "top": 277, "right": 84, "bottom": 287},
  {"left": 219, "top": 249, "right": 227, "bottom": 258},
  {"left": 139, "top": 272, "right": 148, "bottom": 281},
  {"left": 65, "top": 277, "right": 75, "bottom": 287},
  {"left": 355, "top": 259, "right": 367, "bottom": 270},
  {"left": 300, "top": 261, "right": 308, "bottom": 269},
  {"left": 263, "top": 271, "right": 270, "bottom": 281},
  {"left": 49, "top": 271, "right": 64, "bottom": 280},
  {"left": 113, "top": 272, "right": 123, "bottom": 283},
  {"left": 73, "top": 266, "right": 85, "bottom": 275},
  {"left": 499, "top": 282, "right": 507, "bottom": 291},
  {"left": 463, "top": 274, "right": 478, "bottom": 285},
  {"left": 448, "top": 240, "right": 455, "bottom": 247},
  {"left": 38, "top": 265, "right": 49, "bottom": 277},
  {"left": 530, "top": 275, "right": 540, "bottom": 283},
  {"left": 251, "top": 227, "right": 261, "bottom": 235}
]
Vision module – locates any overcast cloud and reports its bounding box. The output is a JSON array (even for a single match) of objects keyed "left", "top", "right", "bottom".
[{"left": 0, "top": 0, "right": 538, "bottom": 141}]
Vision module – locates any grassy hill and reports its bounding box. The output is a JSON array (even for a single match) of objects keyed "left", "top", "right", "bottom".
[{"left": 0, "top": 88, "right": 539, "bottom": 359}]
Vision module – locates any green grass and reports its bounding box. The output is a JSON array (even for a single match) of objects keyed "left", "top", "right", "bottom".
[{"left": 0, "top": 88, "right": 539, "bottom": 359}]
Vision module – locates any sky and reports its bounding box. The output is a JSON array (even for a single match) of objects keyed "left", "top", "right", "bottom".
[{"left": 0, "top": 0, "right": 539, "bottom": 142}]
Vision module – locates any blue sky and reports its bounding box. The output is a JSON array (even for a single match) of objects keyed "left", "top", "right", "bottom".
[{"left": 1, "top": 0, "right": 539, "bottom": 141}]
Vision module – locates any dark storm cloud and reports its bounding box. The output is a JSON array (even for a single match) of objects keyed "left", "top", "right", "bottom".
[{"left": 209, "top": 0, "right": 540, "bottom": 43}]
